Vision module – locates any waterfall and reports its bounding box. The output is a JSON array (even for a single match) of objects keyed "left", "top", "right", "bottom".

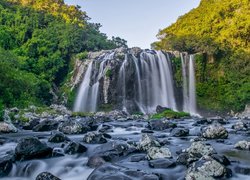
[
  {"left": 189, "top": 55, "right": 197, "bottom": 115},
  {"left": 74, "top": 52, "right": 115, "bottom": 112},
  {"left": 181, "top": 53, "right": 198, "bottom": 116},
  {"left": 132, "top": 55, "right": 144, "bottom": 113},
  {"left": 181, "top": 53, "right": 189, "bottom": 112},
  {"left": 73, "top": 61, "right": 94, "bottom": 112},
  {"left": 118, "top": 54, "right": 128, "bottom": 112},
  {"left": 117, "top": 50, "right": 176, "bottom": 114},
  {"left": 74, "top": 48, "right": 198, "bottom": 115}
]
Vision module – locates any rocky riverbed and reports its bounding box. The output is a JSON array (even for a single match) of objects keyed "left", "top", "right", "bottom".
[{"left": 0, "top": 108, "right": 250, "bottom": 180}]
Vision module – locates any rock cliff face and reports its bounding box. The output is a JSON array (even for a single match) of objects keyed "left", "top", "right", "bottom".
[{"left": 69, "top": 47, "right": 197, "bottom": 114}]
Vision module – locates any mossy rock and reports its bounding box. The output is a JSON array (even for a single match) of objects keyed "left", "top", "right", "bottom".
[{"left": 151, "top": 109, "right": 190, "bottom": 119}]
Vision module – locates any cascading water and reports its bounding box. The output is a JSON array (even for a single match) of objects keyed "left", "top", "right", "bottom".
[
  {"left": 188, "top": 55, "right": 197, "bottom": 115},
  {"left": 74, "top": 52, "right": 115, "bottom": 112},
  {"left": 73, "top": 61, "right": 94, "bottom": 112},
  {"left": 117, "top": 50, "right": 177, "bottom": 114},
  {"left": 181, "top": 53, "right": 189, "bottom": 112},
  {"left": 181, "top": 53, "right": 198, "bottom": 116},
  {"left": 119, "top": 54, "right": 128, "bottom": 112},
  {"left": 74, "top": 48, "right": 198, "bottom": 115}
]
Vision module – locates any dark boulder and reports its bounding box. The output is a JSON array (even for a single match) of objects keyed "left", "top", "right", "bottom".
[
  {"left": 48, "top": 131, "right": 70, "bottom": 143},
  {"left": 91, "top": 141, "right": 133, "bottom": 162},
  {"left": 235, "top": 166, "right": 250, "bottom": 175},
  {"left": 87, "top": 163, "right": 159, "bottom": 180},
  {"left": 36, "top": 172, "right": 61, "bottom": 180},
  {"left": 87, "top": 156, "right": 106, "bottom": 168},
  {"left": 156, "top": 106, "right": 170, "bottom": 113},
  {"left": 170, "top": 128, "right": 189, "bottom": 137},
  {"left": 15, "top": 137, "right": 52, "bottom": 160},
  {"left": 149, "top": 158, "right": 176, "bottom": 168},
  {"left": 141, "top": 129, "right": 154, "bottom": 133},
  {"left": 22, "top": 118, "right": 40, "bottom": 130},
  {"left": 176, "top": 152, "right": 189, "bottom": 166},
  {"left": 0, "top": 155, "right": 13, "bottom": 177},
  {"left": 63, "top": 141, "right": 87, "bottom": 155},
  {"left": 211, "top": 154, "right": 230, "bottom": 166},
  {"left": 147, "top": 120, "right": 176, "bottom": 131},
  {"left": 33, "top": 120, "right": 59, "bottom": 132},
  {"left": 130, "top": 154, "right": 146, "bottom": 162}
]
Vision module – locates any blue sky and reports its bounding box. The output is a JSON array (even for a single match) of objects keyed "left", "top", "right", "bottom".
[{"left": 65, "top": 0, "right": 201, "bottom": 49}]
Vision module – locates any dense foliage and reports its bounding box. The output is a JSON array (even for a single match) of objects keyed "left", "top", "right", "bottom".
[
  {"left": 154, "top": 0, "right": 250, "bottom": 112},
  {"left": 0, "top": 0, "right": 127, "bottom": 111}
]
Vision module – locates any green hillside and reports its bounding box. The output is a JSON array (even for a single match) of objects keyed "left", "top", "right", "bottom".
[
  {"left": 154, "top": 0, "right": 250, "bottom": 112},
  {"left": 0, "top": 0, "right": 126, "bottom": 119}
]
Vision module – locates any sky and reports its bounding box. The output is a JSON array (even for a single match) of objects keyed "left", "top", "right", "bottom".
[{"left": 65, "top": 0, "right": 201, "bottom": 49}]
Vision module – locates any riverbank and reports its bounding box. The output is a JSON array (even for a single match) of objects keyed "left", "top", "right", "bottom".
[{"left": 0, "top": 106, "right": 250, "bottom": 179}]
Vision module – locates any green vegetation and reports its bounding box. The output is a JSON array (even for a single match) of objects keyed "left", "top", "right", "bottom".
[
  {"left": 0, "top": 100, "right": 4, "bottom": 121},
  {"left": 99, "top": 104, "right": 113, "bottom": 112},
  {"left": 151, "top": 109, "right": 190, "bottom": 119},
  {"left": 105, "top": 69, "right": 112, "bottom": 77},
  {"left": 71, "top": 112, "right": 94, "bottom": 117},
  {"left": 0, "top": 0, "right": 127, "bottom": 112},
  {"left": 76, "top": 51, "right": 88, "bottom": 61},
  {"left": 154, "top": 0, "right": 250, "bottom": 112}
]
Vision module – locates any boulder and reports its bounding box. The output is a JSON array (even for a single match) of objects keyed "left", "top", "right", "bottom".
[
  {"left": 48, "top": 131, "right": 70, "bottom": 143},
  {"left": 234, "top": 140, "right": 250, "bottom": 150},
  {"left": 170, "top": 127, "right": 189, "bottom": 137},
  {"left": 63, "top": 141, "right": 87, "bottom": 155},
  {"left": 83, "top": 132, "right": 108, "bottom": 144},
  {"left": 209, "top": 117, "right": 227, "bottom": 124},
  {"left": 22, "top": 118, "right": 40, "bottom": 130},
  {"left": 33, "top": 120, "right": 59, "bottom": 132},
  {"left": 210, "top": 154, "right": 230, "bottom": 166},
  {"left": 183, "top": 141, "right": 216, "bottom": 163},
  {"left": 149, "top": 158, "right": 175, "bottom": 168},
  {"left": 138, "top": 134, "right": 160, "bottom": 151},
  {"left": 176, "top": 152, "right": 189, "bottom": 166},
  {"left": 232, "top": 121, "right": 248, "bottom": 131},
  {"left": 201, "top": 124, "right": 228, "bottom": 139},
  {"left": 185, "top": 156, "right": 229, "bottom": 180},
  {"left": 58, "top": 120, "right": 90, "bottom": 134},
  {"left": 0, "top": 155, "right": 13, "bottom": 177},
  {"left": 235, "top": 166, "right": 250, "bottom": 175},
  {"left": 130, "top": 154, "right": 146, "bottom": 162},
  {"left": 87, "top": 156, "right": 106, "bottom": 168},
  {"left": 15, "top": 137, "right": 52, "bottom": 160},
  {"left": 156, "top": 106, "right": 170, "bottom": 113},
  {"left": 147, "top": 120, "right": 176, "bottom": 131},
  {"left": 91, "top": 141, "right": 132, "bottom": 162},
  {"left": 87, "top": 163, "right": 159, "bottom": 180},
  {"left": 0, "top": 122, "right": 18, "bottom": 133},
  {"left": 36, "top": 172, "right": 61, "bottom": 180},
  {"left": 147, "top": 147, "right": 172, "bottom": 160}
]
